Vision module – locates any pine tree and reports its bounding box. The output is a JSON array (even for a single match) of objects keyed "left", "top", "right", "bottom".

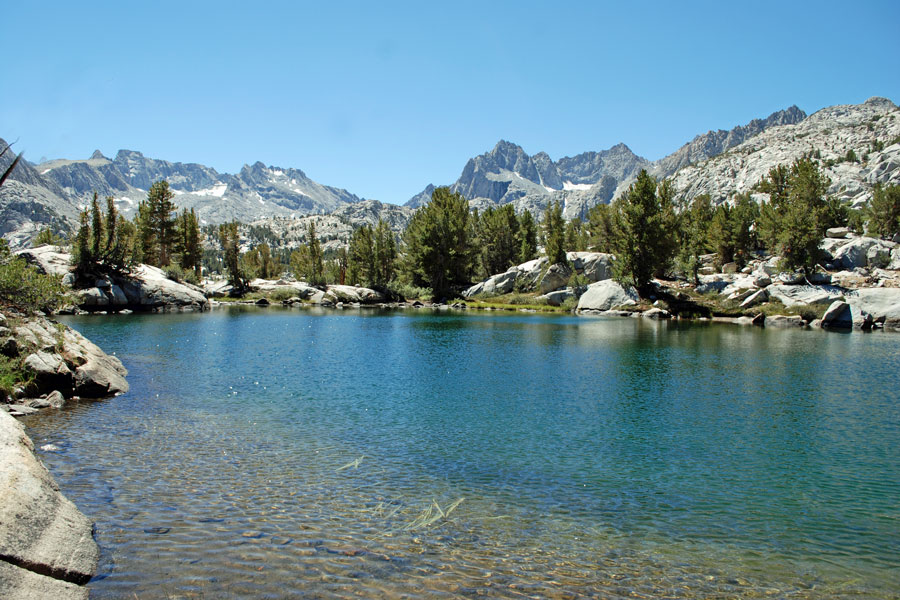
[
  {"left": 289, "top": 223, "right": 326, "bottom": 287},
  {"left": 610, "top": 170, "right": 677, "bottom": 295},
  {"left": 542, "top": 200, "right": 567, "bottom": 266},
  {"left": 516, "top": 209, "right": 538, "bottom": 263},
  {"left": 137, "top": 181, "right": 178, "bottom": 267},
  {"left": 218, "top": 221, "right": 247, "bottom": 293},
  {"left": 586, "top": 203, "right": 616, "bottom": 253},
  {"left": 72, "top": 194, "right": 133, "bottom": 280},
  {"left": 477, "top": 204, "right": 519, "bottom": 277},
  {"left": 373, "top": 218, "right": 396, "bottom": 287},
  {"left": 707, "top": 204, "right": 734, "bottom": 267},
  {"left": 348, "top": 224, "right": 375, "bottom": 286},
  {"left": 176, "top": 208, "right": 203, "bottom": 278},
  {"left": 400, "top": 187, "right": 473, "bottom": 300},
  {"left": 677, "top": 194, "right": 713, "bottom": 283},
  {"left": 90, "top": 193, "right": 104, "bottom": 260},
  {"left": 867, "top": 183, "right": 900, "bottom": 239}
]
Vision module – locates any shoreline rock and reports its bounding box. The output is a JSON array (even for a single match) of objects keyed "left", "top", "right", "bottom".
[
  {"left": 16, "top": 246, "right": 208, "bottom": 313},
  {"left": 0, "top": 410, "right": 98, "bottom": 598},
  {"left": 2, "top": 313, "right": 128, "bottom": 402}
]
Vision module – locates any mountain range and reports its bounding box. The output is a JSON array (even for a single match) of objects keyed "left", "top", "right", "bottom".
[{"left": 3, "top": 98, "right": 899, "bottom": 250}]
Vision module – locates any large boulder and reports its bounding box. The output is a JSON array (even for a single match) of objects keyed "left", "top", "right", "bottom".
[
  {"left": 323, "top": 285, "right": 385, "bottom": 305},
  {"left": 0, "top": 410, "right": 99, "bottom": 595},
  {"left": 11, "top": 316, "right": 128, "bottom": 398},
  {"left": 567, "top": 252, "right": 613, "bottom": 283},
  {"left": 16, "top": 248, "right": 208, "bottom": 312},
  {"left": 512, "top": 257, "right": 547, "bottom": 290},
  {"left": 462, "top": 269, "right": 518, "bottom": 297},
  {"left": 890, "top": 247, "right": 900, "bottom": 270},
  {"left": 766, "top": 284, "right": 844, "bottom": 308},
  {"left": 867, "top": 243, "right": 893, "bottom": 269},
  {"left": 13, "top": 245, "right": 73, "bottom": 279},
  {"left": 845, "top": 288, "right": 900, "bottom": 328},
  {"left": 766, "top": 314, "right": 805, "bottom": 327},
  {"left": 819, "top": 301, "right": 873, "bottom": 329},
  {"left": 537, "top": 288, "right": 575, "bottom": 307},
  {"left": 576, "top": 280, "right": 638, "bottom": 312},
  {"left": 740, "top": 288, "right": 769, "bottom": 308},
  {"left": 114, "top": 265, "right": 208, "bottom": 311},
  {"left": 832, "top": 237, "right": 885, "bottom": 270},
  {"left": 538, "top": 263, "right": 571, "bottom": 294}
]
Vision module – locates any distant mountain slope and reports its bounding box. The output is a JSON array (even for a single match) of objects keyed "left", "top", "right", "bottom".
[
  {"left": 407, "top": 105, "right": 807, "bottom": 219},
  {"left": 240, "top": 200, "right": 414, "bottom": 254},
  {"left": 651, "top": 106, "right": 807, "bottom": 178},
  {"left": 671, "top": 97, "right": 900, "bottom": 207},
  {"left": 0, "top": 138, "right": 78, "bottom": 248},
  {"left": 39, "top": 150, "right": 363, "bottom": 225}
]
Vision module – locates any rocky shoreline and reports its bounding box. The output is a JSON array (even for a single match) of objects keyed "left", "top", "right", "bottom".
[{"left": 0, "top": 311, "right": 128, "bottom": 599}]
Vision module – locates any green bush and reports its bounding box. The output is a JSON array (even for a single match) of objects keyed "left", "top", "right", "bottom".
[
  {"left": 164, "top": 264, "right": 199, "bottom": 285},
  {"left": 387, "top": 281, "right": 431, "bottom": 301},
  {"left": 0, "top": 242, "right": 70, "bottom": 314},
  {"left": 0, "top": 354, "right": 31, "bottom": 401}
]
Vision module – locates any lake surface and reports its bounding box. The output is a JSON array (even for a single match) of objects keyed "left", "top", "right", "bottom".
[{"left": 22, "top": 307, "right": 900, "bottom": 599}]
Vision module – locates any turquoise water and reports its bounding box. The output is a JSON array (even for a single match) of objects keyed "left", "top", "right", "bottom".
[{"left": 23, "top": 307, "right": 900, "bottom": 599}]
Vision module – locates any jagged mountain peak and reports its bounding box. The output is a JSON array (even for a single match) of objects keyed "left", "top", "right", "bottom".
[{"left": 90, "top": 149, "right": 106, "bottom": 160}]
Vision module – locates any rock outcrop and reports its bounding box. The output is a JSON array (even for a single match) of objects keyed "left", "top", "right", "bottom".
[
  {"left": 16, "top": 246, "right": 208, "bottom": 312},
  {"left": 576, "top": 280, "right": 638, "bottom": 312},
  {"left": 463, "top": 252, "right": 614, "bottom": 297},
  {"left": 0, "top": 410, "right": 99, "bottom": 598},
  {"left": 3, "top": 314, "right": 128, "bottom": 400},
  {"left": 672, "top": 97, "right": 900, "bottom": 208},
  {"left": 845, "top": 288, "right": 900, "bottom": 329}
]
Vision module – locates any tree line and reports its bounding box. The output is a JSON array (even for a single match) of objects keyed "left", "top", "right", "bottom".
[{"left": 61, "top": 159, "right": 900, "bottom": 300}]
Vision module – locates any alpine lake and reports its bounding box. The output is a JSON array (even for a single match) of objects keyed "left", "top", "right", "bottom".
[{"left": 21, "top": 307, "right": 900, "bottom": 599}]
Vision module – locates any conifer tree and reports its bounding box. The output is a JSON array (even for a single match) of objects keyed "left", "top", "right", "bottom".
[
  {"left": 586, "top": 203, "right": 616, "bottom": 253},
  {"left": 218, "top": 221, "right": 247, "bottom": 293},
  {"left": 867, "top": 183, "right": 900, "bottom": 239},
  {"left": 176, "top": 208, "right": 203, "bottom": 278},
  {"left": 542, "top": 200, "right": 567, "bottom": 266},
  {"left": 400, "top": 187, "right": 473, "bottom": 299},
  {"left": 137, "top": 180, "right": 178, "bottom": 267},
  {"left": 610, "top": 170, "right": 676, "bottom": 295},
  {"left": 516, "top": 209, "right": 538, "bottom": 263}
]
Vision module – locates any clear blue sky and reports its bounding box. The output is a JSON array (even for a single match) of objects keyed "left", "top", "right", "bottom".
[{"left": 3, "top": 1, "right": 899, "bottom": 204}]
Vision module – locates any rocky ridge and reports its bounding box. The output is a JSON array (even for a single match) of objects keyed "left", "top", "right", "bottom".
[
  {"left": 39, "top": 150, "right": 364, "bottom": 226},
  {"left": 0, "top": 409, "right": 98, "bottom": 599},
  {"left": 672, "top": 97, "right": 900, "bottom": 207},
  {"left": 406, "top": 106, "right": 807, "bottom": 219},
  {"left": 462, "top": 230, "right": 900, "bottom": 330},
  {"left": 0, "top": 139, "right": 78, "bottom": 249}
]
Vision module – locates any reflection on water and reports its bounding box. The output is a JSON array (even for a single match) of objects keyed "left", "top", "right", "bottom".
[{"left": 22, "top": 308, "right": 900, "bottom": 599}]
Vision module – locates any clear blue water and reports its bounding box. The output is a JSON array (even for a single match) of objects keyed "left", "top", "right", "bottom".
[{"left": 23, "top": 307, "right": 900, "bottom": 599}]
